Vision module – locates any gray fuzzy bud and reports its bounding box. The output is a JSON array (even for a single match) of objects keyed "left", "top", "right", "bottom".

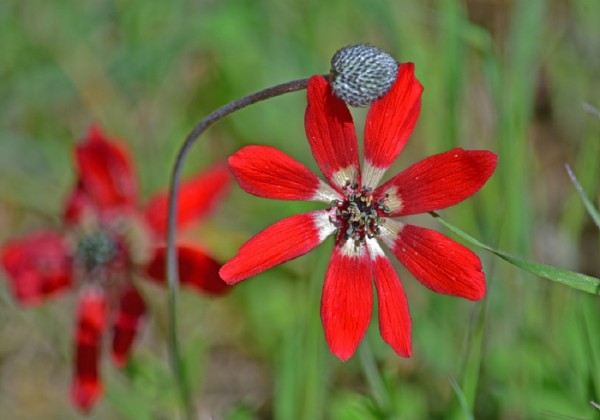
[{"left": 330, "top": 44, "right": 398, "bottom": 107}]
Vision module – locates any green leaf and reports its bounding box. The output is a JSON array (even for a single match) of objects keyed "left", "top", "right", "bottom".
[{"left": 430, "top": 212, "right": 600, "bottom": 295}]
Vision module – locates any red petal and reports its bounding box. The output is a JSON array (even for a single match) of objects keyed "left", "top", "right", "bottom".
[
  {"left": 305, "top": 75, "right": 360, "bottom": 190},
  {"left": 144, "top": 163, "right": 232, "bottom": 237},
  {"left": 63, "top": 180, "right": 101, "bottom": 226},
  {"left": 74, "top": 125, "right": 138, "bottom": 212},
  {"left": 390, "top": 224, "right": 485, "bottom": 300},
  {"left": 229, "top": 145, "right": 338, "bottom": 202},
  {"left": 1, "top": 231, "right": 72, "bottom": 305},
  {"left": 376, "top": 149, "right": 498, "bottom": 216},
  {"left": 321, "top": 242, "right": 372, "bottom": 361},
  {"left": 71, "top": 289, "right": 107, "bottom": 412},
  {"left": 219, "top": 210, "right": 335, "bottom": 284},
  {"left": 112, "top": 286, "right": 146, "bottom": 367},
  {"left": 368, "top": 242, "right": 411, "bottom": 357},
  {"left": 364, "top": 63, "right": 423, "bottom": 173},
  {"left": 145, "top": 245, "right": 230, "bottom": 295},
  {"left": 63, "top": 181, "right": 89, "bottom": 225}
]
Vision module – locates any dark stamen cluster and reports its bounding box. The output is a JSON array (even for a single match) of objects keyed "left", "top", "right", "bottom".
[
  {"left": 76, "top": 231, "right": 118, "bottom": 271},
  {"left": 330, "top": 180, "right": 391, "bottom": 247}
]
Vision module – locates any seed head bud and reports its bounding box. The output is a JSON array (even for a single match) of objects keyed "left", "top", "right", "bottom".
[{"left": 329, "top": 44, "right": 398, "bottom": 107}]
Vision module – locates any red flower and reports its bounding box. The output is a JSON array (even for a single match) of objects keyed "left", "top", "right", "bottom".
[
  {"left": 1, "top": 126, "right": 232, "bottom": 411},
  {"left": 220, "top": 64, "right": 498, "bottom": 360}
]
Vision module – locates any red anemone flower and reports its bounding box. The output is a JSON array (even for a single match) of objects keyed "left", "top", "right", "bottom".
[
  {"left": 1, "top": 126, "right": 231, "bottom": 411},
  {"left": 220, "top": 64, "right": 498, "bottom": 361}
]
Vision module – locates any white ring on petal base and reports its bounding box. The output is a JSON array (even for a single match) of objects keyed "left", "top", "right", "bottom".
[
  {"left": 380, "top": 185, "right": 403, "bottom": 214},
  {"left": 362, "top": 161, "right": 387, "bottom": 190},
  {"left": 378, "top": 218, "right": 405, "bottom": 250},
  {"left": 331, "top": 165, "right": 359, "bottom": 190},
  {"left": 339, "top": 237, "right": 367, "bottom": 258},
  {"left": 313, "top": 210, "right": 338, "bottom": 242},
  {"left": 312, "top": 180, "right": 343, "bottom": 203},
  {"left": 365, "top": 236, "right": 385, "bottom": 259}
]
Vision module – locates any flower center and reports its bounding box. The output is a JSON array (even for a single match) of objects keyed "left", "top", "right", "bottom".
[
  {"left": 330, "top": 181, "right": 391, "bottom": 247},
  {"left": 75, "top": 230, "right": 119, "bottom": 271}
]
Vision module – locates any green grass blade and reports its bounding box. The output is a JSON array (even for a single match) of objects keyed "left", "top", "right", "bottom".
[
  {"left": 583, "top": 103, "right": 600, "bottom": 120},
  {"left": 430, "top": 212, "right": 600, "bottom": 295},
  {"left": 495, "top": 0, "right": 548, "bottom": 254},
  {"left": 565, "top": 164, "right": 600, "bottom": 229},
  {"left": 358, "top": 340, "right": 390, "bottom": 415},
  {"left": 274, "top": 247, "right": 330, "bottom": 420},
  {"left": 449, "top": 377, "right": 475, "bottom": 420}
]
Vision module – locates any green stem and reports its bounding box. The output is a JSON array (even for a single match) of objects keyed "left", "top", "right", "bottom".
[{"left": 165, "top": 78, "right": 310, "bottom": 419}]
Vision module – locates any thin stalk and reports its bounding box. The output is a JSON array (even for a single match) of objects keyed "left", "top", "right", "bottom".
[{"left": 165, "top": 77, "right": 310, "bottom": 418}]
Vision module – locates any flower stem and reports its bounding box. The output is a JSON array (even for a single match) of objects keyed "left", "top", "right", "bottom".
[{"left": 165, "top": 77, "right": 310, "bottom": 419}]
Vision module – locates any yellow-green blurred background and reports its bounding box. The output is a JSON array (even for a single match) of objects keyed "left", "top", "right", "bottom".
[{"left": 1, "top": 0, "right": 599, "bottom": 418}]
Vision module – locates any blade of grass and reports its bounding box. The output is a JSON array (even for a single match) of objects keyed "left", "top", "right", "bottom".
[
  {"left": 274, "top": 245, "right": 330, "bottom": 420},
  {"left": 497, "top": 0, "right": 548, "bottom": 253},
  {"left": 561, "top": 103, "right": 600, "bottom": 237},
  {"left": 565, "top": 164, "right": 600, "bottom": 229},
  {"left": 458, "top": 302, "right": 486, "bottom": 416},
  {"left": 437, "top": 0, "right": 467, "bottom": 151},
  {"left": 448, "top": 285, "right": 488, "bottom": 420},
  {"left": 301, "top": 246, "right": 330, "bottom": 420},
  {"left": 581, "top": 297, "right": 600, "bottom": 406},
  {"left": 275, "top": 315, "right": 302, "bottom": 420},
  {"left": 583, "top": 103, "right": 600, "bottom": 120},
  {"left": 358, "top": 339, "right": 390, "bottom": 416},
  {"left": 430, "top": 212, "right": 600, "bottom": 295},
  {"left": 449, "top": 377, "right": 475, "bottom": 420}
]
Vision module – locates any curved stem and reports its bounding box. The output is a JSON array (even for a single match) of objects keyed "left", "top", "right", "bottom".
[{"left": 165, "top": 77, "right": 310, "bottom": 419}]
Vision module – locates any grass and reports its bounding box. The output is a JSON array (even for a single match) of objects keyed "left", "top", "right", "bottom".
[{"left": 0, "top": 0, "right": 599, "bottom": 418}]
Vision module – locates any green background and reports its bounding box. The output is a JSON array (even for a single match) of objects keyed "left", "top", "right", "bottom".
[{"left": 0, "top": 0, "right": 599, "bottom": 418}]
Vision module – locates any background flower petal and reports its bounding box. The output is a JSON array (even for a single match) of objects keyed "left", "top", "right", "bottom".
[
  {"left": 144, "top": 163, "right": 232, "bottom": 237},
  {"left": 389, "top": 224, "right": 485, "bottom": 300},
  {"left": 145, "top": 245, "right": 230, "bottom": 295},
  {"left": 321, "top": 241, "right": 372, "bottom": 361},
  {"left": 305, "top": 75, "right": 360, "bottom": 190},
  {"left": 74, "top": 125, "right": 138, "bottom": 212},
  {"left": 229, "top": 145, "right": 339, "bottom": 203},
  {"left": 112, "top": 285, "right": 146, "bottom": 367},
  {"left": 363, "top": 63, "right": 423, "bottom": 183},
  {"left": 71, "top": 289, "right": 107, "bottom": 412},
  {"left": 62, "top": 180, "right": 96, "bottom": 225},
  {"left": 220, "top": 210, "right": 335, "bottom": 284},
  {"left": 1, "top": 231, "right": 72, "bottom": 305},
  {"left": 376, "top": 149, "right": 498, "bottom": 216}
]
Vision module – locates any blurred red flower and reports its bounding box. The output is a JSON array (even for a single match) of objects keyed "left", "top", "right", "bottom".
[
  {"left": 1, "top": 126, "right": 232, "bottom": 411},
  {"left": 220, "top": 64, "right": 498, "bottom": 361}
]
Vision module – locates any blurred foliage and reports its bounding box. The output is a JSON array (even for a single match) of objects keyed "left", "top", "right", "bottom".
[{"left": 0, "top": 0, "right": 599, "bottom": 419}]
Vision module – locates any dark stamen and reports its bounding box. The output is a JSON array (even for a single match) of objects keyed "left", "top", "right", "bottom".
[
  {"left": 329, "top": 181, "right": 389, "bottom": 247},
  {"left": 76, "top": 231, "right": 118, "bottom": 271}
]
